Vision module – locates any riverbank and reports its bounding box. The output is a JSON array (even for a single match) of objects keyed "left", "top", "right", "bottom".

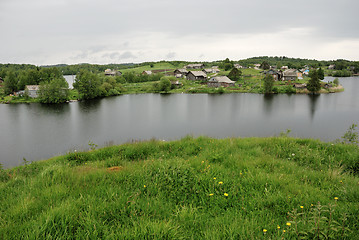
[
  {"left": 1, "top": 136, "right": 358, "bottom": 239},
  {"left": 0, "top": 81, "right": 345, "bottom": 104}
]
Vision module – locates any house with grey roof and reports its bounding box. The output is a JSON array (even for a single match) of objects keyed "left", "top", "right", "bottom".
[
  {"left": 186, "top": 71, "right": 207, "bottom": 81},
  {"left": 283, "top": 69, "right": 297, "bottom": 81},
  {"left": 208, "top": 76, "right": 235, "bottom": 87},
  {"left": 186, "top": 64, "right": 205, "bottom": 69},
  {"left": 25, "top": 85, "right": 40, "bottom": 98},
  {"left": 105, "top": 69, "right": 122, "bottom": 76},
  {"left": 174, "top": 69, "right": 188, "bottom": 78},
  {"left": 263, "top": 69, "right": 283, "bottom": 81}
]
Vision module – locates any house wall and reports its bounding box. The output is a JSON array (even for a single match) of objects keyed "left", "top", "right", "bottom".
[
  {"left": 28, "top": 90, "right": 38, "bottom": 98},
  {"left": 283, "top": 76, "right": 297, "bottom": 81},
  {"left": 186, "top": 73, "right": 196, "bottom": 81}
]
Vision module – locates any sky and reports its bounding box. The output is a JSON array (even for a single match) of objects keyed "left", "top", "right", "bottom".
[{"left": 0, "top": 0, "right": 358, "bottom": 65}]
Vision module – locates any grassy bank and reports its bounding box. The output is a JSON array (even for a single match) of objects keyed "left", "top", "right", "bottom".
[{"left": 1, "top": 136, "right": 358, "bottom": 239}]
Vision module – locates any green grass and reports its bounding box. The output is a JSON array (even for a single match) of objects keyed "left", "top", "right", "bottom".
[
  {"left": 1, "top": 136, "right": 358, "bottom": 239},
  {"left": 120, "top": 62, "right": 179, "bottom": 74}
]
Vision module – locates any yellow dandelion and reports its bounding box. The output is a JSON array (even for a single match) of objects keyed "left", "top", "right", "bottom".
[
  {"left": 283, "top": 230, "right": 286, "bottom": 233},
  {"left": 240, "top": 172, "right": 242, "bottom": 175},
  {"left": 213, "top": 177, "right": 216, "bottom": 180},
  {"left": 224, "top": 193, "right": 228, "bottom": 197},
  {"left": 219, "top": 181, "right": 223, "bottom": 185},
  {"left": 334, "top": 197, "right": 338, "bottom": 200},
  {"left": 201, "top": 161, "right": 204, "bottom": 164},
  {"left": 263, "top": 229, "right": 267, "bottom": 233},
  {"left": 209, "top": 193, "right": 214, "bottom": 196},
  {"left": 300, "top": 206, "right": 304, "bottom": 209},
  {"left": 286, "top": 222, "right": 291, "bottom": 226},
  {"left": 277, "top": 225, "right": 280, "bottom": 229},
  {"left": 144, "top": 185, "right": 146, "bottom": 188},
  {"left": 311, "top": 204, "right": 314, "bottom": 207}
]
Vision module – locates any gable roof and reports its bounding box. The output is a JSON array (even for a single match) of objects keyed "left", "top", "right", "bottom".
[
  {"left": 283, "top": 69, "right": 297, "bottom": 77},
  {"left": 188, "top": 71, "right": 207, "bottom": 77},
  {"left": 209, "top": 76, "right": 235, "bottom": 83},
  {"left": 25, "top": 85, "right": 40, "bottom": 91}
]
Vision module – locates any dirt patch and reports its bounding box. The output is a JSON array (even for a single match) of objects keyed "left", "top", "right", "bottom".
[{"left": 106, "top": 166, "right": 123, "bottom": 172}]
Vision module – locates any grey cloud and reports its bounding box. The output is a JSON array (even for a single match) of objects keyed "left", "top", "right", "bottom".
[
  {"left": 1, "top": 0, "right": 359, "bottom": 64},
  {"left": 166, "top": 52, "right": 176, "bottom": 59}
]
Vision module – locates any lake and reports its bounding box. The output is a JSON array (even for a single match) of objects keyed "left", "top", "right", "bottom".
[{"left": 1, "top": 77, "right": 358, "bottom": 168}]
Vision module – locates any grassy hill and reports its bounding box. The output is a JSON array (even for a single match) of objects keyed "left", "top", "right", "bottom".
[{"left": 1, "top": 136, "right": 358, "bottom": 239}]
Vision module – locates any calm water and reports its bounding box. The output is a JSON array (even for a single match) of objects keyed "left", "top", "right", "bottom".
[{"left": 1, "top": 77, "right": 358, "bottom": 168}]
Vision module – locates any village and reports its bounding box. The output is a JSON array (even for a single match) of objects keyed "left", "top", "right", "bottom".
[{"left": 0, "top": 59, "right": 350, "bottom": 103}]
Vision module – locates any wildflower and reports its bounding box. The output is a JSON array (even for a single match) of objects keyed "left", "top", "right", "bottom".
[
  {"left": 283, "top": 230, "right": 286, "bottom": 233},
  {"left": 286, "top": 222, "right": 291, "bottom": 226},
  {"left": 213, "top": 177, "right": 216, "bottom": 180},
  {"left": 340, "top": 180, "right": 343, "bottom": 183},
  {"left": 201, "top": 161, "right": 204, "bottom": 164},
  {"left": 209, "top": 193, "right": 214, "bottom": 196},
  {"left": 224, "top": 193, "right": 228, "bottom": 197},
  {"left": 311, "top": 204, "right": 314, "bottom": 207},
  {"left": 219, "top": 181, "right": 223, "bottom": 185},
  {"left": 263, "top": 229, "right": 267, "bottom": 233},
  {"left": 240, "top": 172, "right": 242, "bottom": 175},
  {"left": 144, "top": 185, "right": 146, "bottom": 188},
  {"left": 292, "top": 153, "right": 295, "bottom": 156},
  {"left": 334, "top": 197, "right": 338, "bottom": 200},
  {"left": 277, "top": 225, "right": 280, "bottom": 229},
  {"left": 300, "top": 206, "right": 304, "bottom": 209}
]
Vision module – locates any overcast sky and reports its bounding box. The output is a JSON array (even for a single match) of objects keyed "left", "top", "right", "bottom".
[{"left": 0, "top": 0, "right": 358, "bottom": 65}]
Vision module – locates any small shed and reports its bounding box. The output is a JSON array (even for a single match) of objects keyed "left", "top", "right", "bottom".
[
  {"left": 142, "top": 70, "right": 153, "bottom": 75},
  {"left": 293, "top": 83, "right": 307, "bottom": 89},
  {"left": 186, "top": 71, "right": 207, "bottom": 81},
  {"left": 171, "top": 81, "right": 183, "bottom": 88},
  {"left": 208, "top": 76, "right": 235, "bottom": 87},
  {"left": 25, "top": 85, "right": 40, "bottom": 98}
]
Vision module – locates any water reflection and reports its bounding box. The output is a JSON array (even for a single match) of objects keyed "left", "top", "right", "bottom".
[
  {"left": 263, "top": 94, "right": 274, "bottom": 116},
  {"left": 308, "top": 94, "right": 320, "bottom": 120},
  {"left": 1, "top": 77, "right": 359, "bottom": 168},
  {"left": 78, "top": 99, "right": 102, "bottom": 113}
]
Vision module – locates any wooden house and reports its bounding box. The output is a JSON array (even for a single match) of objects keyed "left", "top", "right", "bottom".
[
  {"left": 283, "top": 69, "right": 297, "bottom": 81},
  {"left": 174, "top": 69, "right": 188, "bottom": 78},
  {"left": 104, "top": 69, "right": 122, "bottom": 76},
  {"left": 208, "top": 76, "right": 235, "bottom": 87},
  {"left": 263, "top": 69, "right": 283, "bottom": 81},
  {"left": 186, "top": 71, "right": 207, "bottom": 81},
  {"left": 25, "top": 85, "right": 40, "bottom": 98},
  {"left": 186, "top": 64, "right": 204, "bottom": 69}
]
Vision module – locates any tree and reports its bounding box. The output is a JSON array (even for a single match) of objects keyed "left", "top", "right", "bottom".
[
  {"left": 317, "top": 67, "right": 324, "bottom": 80},
  {"left": 159, "top": 77, "right": 171, "bottom": 92},
  {"left": 73, "top": 70, "right": 102, "bottom": 100},
  {"left": 307, "top": 69, "right": 321, "bottom": 93},
  {"left": 260, "top": 61, "right": 270, "bottom": 70},
  {"left": 228, "top": 68, "right": 242, "bottom": 81},
  {"left": 263, "top": 74, "right": 274, "bottom": 93},
  {"left": 4, "top": 71, "right": 18, "bottom": 95},
  {"left": 38, "top": 77, "right": 69, "bottom": 103},
  {"left": 223, "top": 58, "right": 234, "bottom": 71}
]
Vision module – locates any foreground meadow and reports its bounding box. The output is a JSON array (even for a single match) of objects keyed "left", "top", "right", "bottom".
[{"left": 1, "top": 137, "right": 358, "bottom": 239}]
